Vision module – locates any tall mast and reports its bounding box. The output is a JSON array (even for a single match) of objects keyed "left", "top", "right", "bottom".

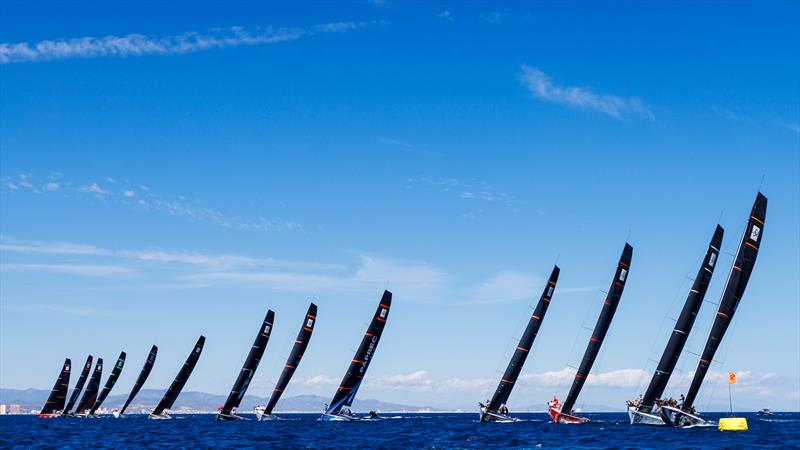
[
  {"left": 264, "top": 303, "right": 317, "bottom": 415},
  {"left": 118, "top": 346, "right": 158, "bottom": 416},
  {"left": 218, "top": 311, "right": 274, "bottom": 419},
  {"left": 682, "top": 193, "right": 766, "bottom": 409},
  {"left": 39, "top": 358, "right": 71, "bottom": 416},
  {"left": 561, "top": 243, "right": 633, "bottom": 415},
  {"left": 325, "top": 291, "right": 391, "bottom": 416},
  {"left": 151, "top": 336, "right": 205, "bottom": 416},
  {"left": 74, "top": 358, "right": 103, "bottom": 415},
  {"left": 484, "top": 266, "right": 559, "bottom": 416},
  {"left": 89, "top": 351, "right": 126, "bottom": 415},
  {"left": 63, "top": 355, "right": 92, "bottom": 414},
  {"left": 637, "top": 225, "right": 723, "bottom": 412}
]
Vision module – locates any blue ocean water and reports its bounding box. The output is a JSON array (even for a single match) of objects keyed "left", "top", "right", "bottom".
[{"left": 1, "top": 412, "right": 798, "bottom": 449}]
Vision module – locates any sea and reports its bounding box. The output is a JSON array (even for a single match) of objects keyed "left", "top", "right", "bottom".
[{"left": 1, "top": 412, "right": 798, "bottom": 449}]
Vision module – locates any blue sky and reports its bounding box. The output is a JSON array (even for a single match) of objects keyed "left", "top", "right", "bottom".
[{"left": 1, "top": 1, "right": 798, "bottom": 411}]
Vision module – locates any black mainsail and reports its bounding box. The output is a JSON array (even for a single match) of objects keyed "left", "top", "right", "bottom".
[
  {"left": 117, "top": 345, "right": 158, "bottom": 416},
  {"left": 217, "top": 310, "right": 274, "bottom": 420},
  {"left": 323, "top": 291, "right": 391, "bottom": 419},
  {"left": 150, "top": 336, "right": 205, "bottom": 418},
  {"left": 89, "top": 351, "right": 126, "bottom": 415},
  {"left": 550, "top": 244, "right": 633, "bottom": 423},
  {"left": 74, "top": 358, "right": 103, "bottom": 416},
  {"left": 481, "top": 266, "right": 560, "bottom": 422},
  {"left": 263, "top": 303, "right": 317, "bottom": 416},
  {"left": 633, "top": 225, "right": 724, "bottom": 418},
  {"left": 670, "top": 193, "right": 767, "bottom": 423},
  {"left": 38, "top": 358, "right": 71, "bottom": 417},
  {"left": 63, "top": 355, "right": 92, "bottom": 415}
]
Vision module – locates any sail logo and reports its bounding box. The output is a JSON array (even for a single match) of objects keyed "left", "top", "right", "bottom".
[
  {"left": 750, "top": 225, "right": 761, "bottom": 242},
  {"left": 263, "top": 324, "right": 272, "bottom": 334},
  {"left": 709, "top": 252, "right": 717, "bottom": 267},
  {"left": 149, "top": 355, "right": 156, "bottom": 362},
  {"left": 195, "top": 346, "right": 202, "bottom": 353},
  {"left": 307, "top": 319, "right": 314, "bottom": 327},
  {"left": 359, "top": 336, "right": 379, "bottom": 374},
  {"left": 379, "top": 308, "right": 388, "bottom": 318},
  {"left": 547, "top": 286, "right": 554, "bottom": 297},
  {"left": 619, "top": 268, "right": 628, "bottom": 282}
]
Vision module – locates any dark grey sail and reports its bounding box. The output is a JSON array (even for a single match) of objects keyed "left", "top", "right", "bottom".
[
  {"left": 217, "top": 311, "right": 274, "bottom": 420},
  {"left": 682, "top": 193, "right": 767, "bottom": 411},
  {"left": 89, "top": 351, "right": 126, "bottom": 415},
  {"left": 63, "top": 355, "right": 92, "bottom": 415},
  {"left": 151, "top": 336, "right": 205, "bottom": 417},
  {"left": 38, "top": 358, "right": 71, "bottom": 417},
  {"left": 560, "top": 244, "right": 633, "bottom": 416},
  {"left": 323, "top": 291, "right": 391, "bottom": 418},
  {"left": 481, "top": 266, "right": 560, "bottom": 421},
  {"left": 117, "top": 345, "right": 158, "bottom": 416},
  {"left": 263, "top": 303, "right": 317, "bottom": 415},
  {"left": 636, "top": 225, "right": 724, "bottom": 414},
  {"left": 74, "top": 358, "right": 103, "bottom": 416}
]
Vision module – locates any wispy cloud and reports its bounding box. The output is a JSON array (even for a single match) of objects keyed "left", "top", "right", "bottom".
[
  {"left": 0, "top": 236, "right": 341, "bottom": 271},
  {"left": 302, "top": 367, "right": 652, "bottom": 394},
  {"left": 0, "top": 303, "right": 119, "bottom": 318},
  {"left": 519, "top": 65, "right": 654, "bottom": 120},
  {"left": 410, "top": 176, "right": 519, "bottom": 208},
  {"left": 178, "top": 253, "right": 450, "bottom": 299},
  {"left": 480, "top": 12, "right": 507, "bottom": 25},
  {"left": 437, "top": 11, "right": 454, "bottom": 22},
  {"left": 0, "top": 263, "right": 135, "bottom": 277},
  {"left": 0, "top": 22, "right": 384, "bottom": 64},
  {"left": 2, "top": 172, "right": 304, "bottom": 232}
]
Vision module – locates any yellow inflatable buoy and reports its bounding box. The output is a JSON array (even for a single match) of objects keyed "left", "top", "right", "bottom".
[{"left": 718, "top": 417, "right": 748, "bottom": 431}]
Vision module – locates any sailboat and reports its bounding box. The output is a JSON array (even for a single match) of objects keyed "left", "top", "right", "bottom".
[
  {"left": 73, "top": 358, "right": 103, "bottom": 417},
  {"left": 660, "top": 193, "right": 767, "bottom": 428},
  {"left": 321, "top": 291, "right": 392, "bottom": 421},
  {"left": 62, "top": 355, "right": 92, "bottom": 416},
  {"left": 88, "top": 351, "right": 126, "bottom": 416},
  {"left": 149, "top": 336, "right": 206, "bottom": 419},
  {"left": 549, "top": 244, "right": 633, "bottom": 424},
  {"left": 480, "top": 266, "right": 560, "bottom": 423},
  {"left": 38, "top": 358, "right": 71, "bottom": 418},
  {"left": 114, "top": 345, "right": 158, "bottom": 418},
  {"left": 217, "top": 311, "right": 274, "bottom": 421},
  {"left": 256, "top": 303, "right": 317, "bottom": 421},
  {"left": 628, "top": 225, "right": 724, "bottom": 425}
]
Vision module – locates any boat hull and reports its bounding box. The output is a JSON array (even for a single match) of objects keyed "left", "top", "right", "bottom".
[
  {"left": 148, "top": 412, "right": 172, "bottom": 420},
  {"left": 320, "top": 413, "right": 355, "bottom": 422},
  {"left": 549, "top": 406, "right": 588, "bottom": 424},
  {"left": 627, "top": 406, "right": 666, "bottom": 426},
  {"left": 659, "top": 405, "right": 713, "bottom": 428},
  {"left": 37, "top": 413, "right": 60, "bottom": 419},
  {"left": 479, "top": 409, "right": 518, "bottom": 423},
  {"left": 216, "top": 412, "right": 247, "bottom": 421}
]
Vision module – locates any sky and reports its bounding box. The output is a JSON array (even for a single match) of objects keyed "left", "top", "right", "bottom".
[{"left": 0, "top": 1, "right": 798, "bottom": 412}]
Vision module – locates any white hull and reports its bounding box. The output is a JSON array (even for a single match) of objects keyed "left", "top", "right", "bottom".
[
  {"left": 660, "top": 405, "right": 714, "bottom": 428},
  {"left": 479, "top": 409, "right": 518, "bottom": 423},
  {"left": 627, "top": 406, "right": 666, "bottom": 426},
  {"left": 148, "top": 412, "right": 172, "bottom": 420},
  {"left": 320, "top": 413, "right": 355, "bottom": 422}
]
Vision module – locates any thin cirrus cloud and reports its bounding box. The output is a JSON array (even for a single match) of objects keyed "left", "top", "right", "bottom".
[
  {"left": 0, "top": 21, "right": 384, "bottom": 64},
  {"left": 519, "top": 65, "right": 654, "bottom": 120},
  {"left": 0, "top": 262, "right": 135, "bottom": 277},
  {"left": 0, "top": 236, "right": 343, "bottom": 272},
  {"left": 2, "top": 172, "right": 304, "bottom": 232}
]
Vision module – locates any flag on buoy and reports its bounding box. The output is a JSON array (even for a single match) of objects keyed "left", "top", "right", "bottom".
[{"left": 728, "top": 372, "right": 737, "bottom": 384}]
